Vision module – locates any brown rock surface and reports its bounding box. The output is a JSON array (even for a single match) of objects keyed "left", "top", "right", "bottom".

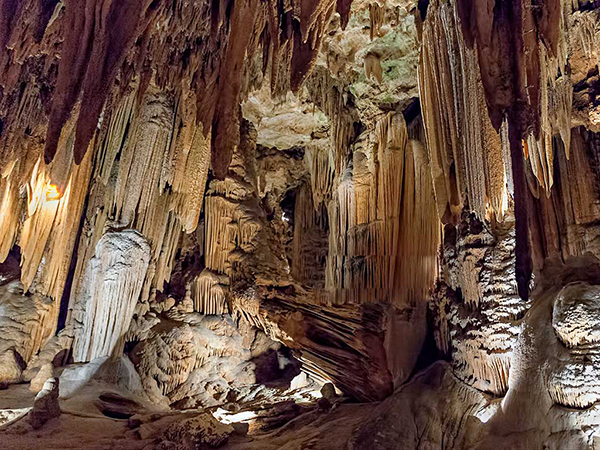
[{"left": 1, "top": 0, "right": 600, "bottom": 449}]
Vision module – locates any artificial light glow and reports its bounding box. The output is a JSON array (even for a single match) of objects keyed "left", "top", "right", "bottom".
[
  {"left": 45, "top": 183, "right": 62, "bottom": 201},
  {"left": 213, "top": 408, "right": 257, "bottom": 424}
]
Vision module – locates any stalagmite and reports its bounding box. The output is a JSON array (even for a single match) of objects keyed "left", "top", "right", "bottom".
[{"left": 72, "top": 230, "right": 150, "bottom": 362}]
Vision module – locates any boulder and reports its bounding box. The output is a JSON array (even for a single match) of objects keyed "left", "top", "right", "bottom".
[
  {"left": 0, "top": 349, "right": 24, "bottom": 388},
  {"left": 27, "top": 377, "right": 61, "bottom": 429},
  {"left": 29, "top": 363, "right": 55, "bottom": 394},
  {"left": 320, "top": 382, "right": 336, "bottom": 401},
  {"left": 157, "top": 413, "right": 233, "bottom": 449}
]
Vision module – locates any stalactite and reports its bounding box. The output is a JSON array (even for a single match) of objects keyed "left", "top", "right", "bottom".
[
  {"left": 44, "top": 0, "right": 159, "bottom": 165},
  {"left": 462, "top": 351, "right": 511, "bottom": 396},
  {"left": 59, "top": 83, "right": 222, "bottom": 335},
  {"left": 364, "top": 52, "right": 383, "bottom": 84},
  {"left": 571, "top": 9, "right": 600, "bottom": 76},
  {"left": 189, "top": 270, "right": 229, "bottom": 315},
  {"left": 205, "top": 196, "right": 236, "bottom": 277},
  {"left": 525, "top": 15, "right": 573, "bottom": 192},
  {"left": 306, "top": 140, "right": 334, "bottom": 207},
  {"left": 172, "top": 118, "right": 211, "bottom": 233},
  {"left": 1, "top": 0, "right": 355, "bottom": 235},
  {"left": 419, "top": 0, "right": 512, "bottom": 221},
  {"left": 211, "top": 0, "right": 260, "bottom": 179},
  {"left": 0, "top": 106, "right": 94, "bottom": 326},
  {"left": 305, "top": 68, "right": 359, "bottom": 176},
  {"left": 324, "top": 113, "right": 439, "bottom": 306},
  {"left": 368, "top": 3, "right": 385, "bottom": 41},
  {"left": 420, "top": 0, "right": 581, "bottom": 300},
  {"left": 291, "top": 184, "right": 329, "bottom": 288}
]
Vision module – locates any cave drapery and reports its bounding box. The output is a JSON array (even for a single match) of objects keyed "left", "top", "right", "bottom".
[{"left": 1, "top": 0, "right": 600, "bottom": 449}]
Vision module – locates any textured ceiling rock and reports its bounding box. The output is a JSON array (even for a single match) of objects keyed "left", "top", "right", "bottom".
[
  {"left": 242, "top": 86, "right": 329, "bottom": 150},
  {"left": 0, "top": 0, "right": 355, "bottom": 174}
]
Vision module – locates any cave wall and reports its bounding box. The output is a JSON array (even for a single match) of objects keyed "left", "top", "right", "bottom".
[{"left": 1, "top": 0, "right": 600, "bottom": 448}]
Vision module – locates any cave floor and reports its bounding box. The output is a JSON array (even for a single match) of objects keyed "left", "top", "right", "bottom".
[{"left": 0, "top": 379, "right": 378, "bottom": 450}]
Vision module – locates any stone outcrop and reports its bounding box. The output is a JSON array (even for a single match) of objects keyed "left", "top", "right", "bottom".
[
  {"left": 27, "top": 377, "right": 61, "bottom": 430},
  {"left": 157, "top": 413, "right": 233, "bottom": 450}
]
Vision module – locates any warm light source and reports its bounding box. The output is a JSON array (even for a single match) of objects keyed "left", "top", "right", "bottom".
[{"left": 45, "top": 183, "right": 62, "bottom": 201}]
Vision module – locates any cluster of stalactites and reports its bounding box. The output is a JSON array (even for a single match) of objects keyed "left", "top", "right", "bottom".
[
  {"left": 419, "top": 0, "right": 513, "bottom": 221},
  {"left": 419, "top": 0, "right": 588, "bottom": 221},
  {"left": 0, "top": 109, "right": 94, "bottom": 304},
  {"left": 204, "top": 195, "right": 262, "bottom": 279},
  {"left": 305, "top": 68, "right": 359, "bottom": 177},
  {"left": 306, "top": 140, "right": 335, "bottom": 208},
  {"left": 0, "top": 0, "right": 354, "bottom": 185},
  {"left": 324, "top": 112, "right": 439, "bottom": 306},
  {"left": 524, "top": 3, "right": 573, "bottom": 193},
  {"left": 291, "top": 183, "right": 329, "bottom": 288},
  {"left": 189, "top": 270, "right": 229, "bottom": 315},
  {"left": 61, "top": 84, "right": 213, "bottom": 321},
  {"left": 0, "top": 0, "right": 358, "bottom": 310}
]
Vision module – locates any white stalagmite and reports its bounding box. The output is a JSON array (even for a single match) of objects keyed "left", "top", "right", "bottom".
[{"left": 72, "top": 230, "right": 151, "bottom": 362}]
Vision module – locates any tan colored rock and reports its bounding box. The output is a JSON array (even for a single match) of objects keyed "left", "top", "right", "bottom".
[
  {"left": 320, "top": 382, "right": 336, "bottom": 401},
  {"left": 0, "top": 349, "right": 24, "bottom": 388},
  {"left": 29, "top": 363, "right": 55, "bottom": 394},
  {"left": 157, "top": 413, "right": 233, "bottom": 449}
]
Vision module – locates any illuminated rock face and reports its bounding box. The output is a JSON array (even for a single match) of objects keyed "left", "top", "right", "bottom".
[
  {"left": 549, "top": 282, "right": 600, "bottom": 409},
  {"left": 1, "top": 0, "right": 600, "bottom": 449},
  {"left": 71, "top": 230, "right": 151, "bottom": 363}
]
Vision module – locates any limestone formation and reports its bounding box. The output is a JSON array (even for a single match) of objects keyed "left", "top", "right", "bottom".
[
  {"left": 27, "top": 377, "right": 61, "bottom": 430},
  {"left": 71, "top": 230, "right": 151, "bottom": 363},
  {"left": 158, "top": 413, "right": 233, "bottom": 449},
  {"left": 0, "top": 349, "right": 25, "bottom": 388},
  {"left": 1, "top": 1, "right": 600, "bottom": 450}
]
